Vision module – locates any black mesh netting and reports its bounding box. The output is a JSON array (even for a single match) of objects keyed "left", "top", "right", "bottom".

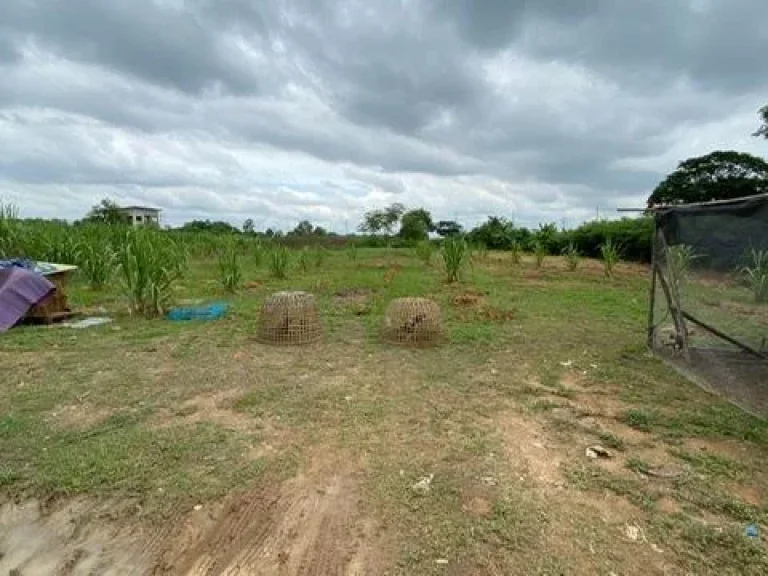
[{"left": 650, "top": 195, "right": 768, "bottom": 417}]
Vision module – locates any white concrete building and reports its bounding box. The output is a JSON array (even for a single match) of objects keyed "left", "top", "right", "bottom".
[{"left": 119, "top": 206, "right": 161, "bottom": 227}]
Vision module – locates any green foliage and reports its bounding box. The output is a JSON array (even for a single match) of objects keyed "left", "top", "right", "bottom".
[
  {"left": 76, "top": 226, "right": 117, "bottom": 290},
  {"left": 269, "top": 246, "right": 290, "bottom": 279},
  {"left": 242, "top": 218, "right": 255, "bottom": 234},
  {"left": 0, "top": 200, "right": 20, "bottom": 258},
  {"left": 509, "top": 240, "right": 522, "bottom": 265},
  {"left": 359, "top": 203, "right": 405, "bottom": 236},
  {"left": 667, "top": 244, "right": 697, "bottom": 292},
  {"left": 534, "top": 241, "right": 546, "bottom": 268},
  {"left": 399, "top": 209, "right": 434, "bottom": 242},
  {"left": 434, "top": 220, "right": 463, "bottom": 238},
  {"left": 347, "top": 243, "right": 359, "bottom": 262},
  {"left": 312, "top": 248, "right": 326, "bottom": 268},
  {"left": 297, "top": 247, "right": 311, "bottom": 274},
  {"left": 118, "top": 228, "right": 186, "bottom": 317},
  {"left": 217, "top": 236, "right": 242, "bottom": 293},
  {"left": 441, "top": 237, "right": 467, "bottom": 283},
  {"left": 467, "top": 217, "right": 517, "bottom": 250},
  {"left": 571, "top": 218, "right": 652, "bottom": 262},
  {"left": 600, "top": 238, "right": 620, "bottom": 277},
  {"left": 83, "top": 198, "right": 129, "bottom": 225},
  {"left": 741, "top": 249, "right": 768, "bottom": 303},
  {"left": 179, "top": 219, "right": 241, "bottom": 235},
  {"left": 648, "top": 151, "right": 768, "bottom": 206},
  {"left": 563, "top": 241, "right": 581, "bottom": 271},
  {"left": 413, "top": 240, "right": 434, "bottom": 266}
]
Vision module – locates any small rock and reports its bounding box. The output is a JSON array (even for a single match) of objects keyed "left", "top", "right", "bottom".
[
  {"left": 481, "top": 476, "right": 497, "bottom": 486},
  {"left": 560, "top": 360, "right": 573, "bottom": 367},
  {"left": 435, "top": 559, "right": 449, "bottom": 565},
  {"left": 624, "top": 524, "right": 643, "bottom": 542},
  {"left": 650, "top": 542, "right": 663, "bottom": 554},
  {"left": 411, "top": 474, "right": 434, "bottom": 494},
  {"left": 490, "top": 368, "right": 498, "bottom": 375},
  {"left": 585, "top": 445, "right": 612, "bottom": 460},
  {"left": 345, "top": 396, "right": 353, "bottom": 402},
  {"left": 193, "top": 504, "right": 203, "bottom": 511}
]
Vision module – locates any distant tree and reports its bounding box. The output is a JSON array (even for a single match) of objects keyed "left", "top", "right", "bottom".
[
  {"left": 83, "top": 198, "right": 128, "bottom": 225},
  {"left": 435, "top": 220, "right": 463, "bottom": 238},
  {"left": 264, "top": 228, "right": 275, "bottom": 238},
  {"left": 399, "top": 208, "right": 434, "bottom": 242},
  {"left": 242, "top": 218, "right": 255, "bottom": 234},
  {"left": 647, "top": 151, "right": 768, "bottom": 206},
  {"left": 467, "top": 216, "right": 516, "bottom": 249},
  {"left": 179, "top": 220, "right": 240, "bottom": 234},
  {"left": 359, "top": 203, "right": 405, "bottom": 236},
  {"left": 291, "top": 220, "right": 314, "bottom": 236},
  {"left": 754, "top": 105, "right": 768, "bottom": 139}
]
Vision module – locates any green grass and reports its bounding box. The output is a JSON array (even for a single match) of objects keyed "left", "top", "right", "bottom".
[{"left": 2, "top": 247, "right": 768, "bottom": 573}]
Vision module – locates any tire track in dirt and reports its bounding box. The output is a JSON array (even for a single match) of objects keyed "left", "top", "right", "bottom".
[{"left": 156, "top": 461, "right": 375, "bottom": 575}]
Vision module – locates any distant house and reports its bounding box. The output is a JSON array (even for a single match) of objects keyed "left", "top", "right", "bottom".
[{"left": 119, "top": 206, "right": 162, "bottom": 227}]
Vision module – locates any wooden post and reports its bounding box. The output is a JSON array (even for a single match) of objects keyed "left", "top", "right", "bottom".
[{"left": 647, "top": 219, "right": 657, "bottom": 349}]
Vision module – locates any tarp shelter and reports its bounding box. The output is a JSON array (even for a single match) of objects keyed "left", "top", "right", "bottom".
[{"left": 0, "top": 267, "right": 55, "bottom": 332}]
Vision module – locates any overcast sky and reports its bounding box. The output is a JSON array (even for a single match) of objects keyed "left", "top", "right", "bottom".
[{"left": 1, "top": 0, "right": 766, "bottom": 230}]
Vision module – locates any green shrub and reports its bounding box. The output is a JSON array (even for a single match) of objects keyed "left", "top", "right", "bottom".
[
  {"left": 118, "top": 229, "right": 186, "bottom": 317},
  {"left": 667, "top": 244, "right": 697, "bottom": 292},
  {"left": 441, "top": 237, "right": 467, "bottom": 283},
  {"left": 269, "top": 246, "right": 290, "bottom": 279},
  {"left": 600, "top": 238, "right": 620, "bottom": 278},
  {"left": 217, "top": 236, "right": 242, "bottom": 293},
  {"left": 534, "top": 241, "right": 546, "bottom": 268},
  {"left": 741, "top": 249, "right": 768, "bottom": 303},
  {"left": 563, "top": 241, "right": 581, "bottom": 271},
  {"left": 572, "top": 218, "right": 653, "bottom": 263},
  {"left": 77, "top": 228, "right": 117, "bottom": 290},
  {"left": 414, "top": 240, "right": 434, "bottom": 266},
  {"left": 509, "top": 240, "right": 522, "bottom": 266},
  {"left": 313, "top": 248, "right": 326, "bottom": 269},
  {"left": 297, "top": 247, "right": 311, "bottom": 274},
  {"left": 347, "top": 243, "right": 359, "bottom": 262}
]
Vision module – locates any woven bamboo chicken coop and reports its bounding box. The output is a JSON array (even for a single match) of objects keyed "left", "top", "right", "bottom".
[
  {"left": 382, "top": 297, "right": 442, "bottom": 346},
  {"left": 648, "top": 194, "right": 768, "bottom": 417},
  {"left": 256, "top": 291, "right": 322, "bottom": 345}
]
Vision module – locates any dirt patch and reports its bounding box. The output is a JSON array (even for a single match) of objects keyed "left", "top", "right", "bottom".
[
  {"left": 497, "top": 410, "right": 564, "bottom": 488},
  {"left": 727, "top": 483, "right": 765, "bottom": 507},
  {"left": 158, "top": 458, "right": 380, "bottom": 575},
  {"left": 154, "top": 390, "right": 258, "bottom": 432},
  {"left": 0, "top": 499, "right": 151, "bottom": 576},
  {"left": 334, "top": 288, "right": 374, "bottom": 302},
  {"left": 47, "top": 402, "right": 115, "bottom": 431},
  {"left": 452, "top": 290, "right": 486, "bottom": 307}
]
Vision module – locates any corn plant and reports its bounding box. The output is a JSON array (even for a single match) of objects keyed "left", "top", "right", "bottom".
[
  {"left": 667, "top": 244, "right": 697, "bottom": 292},
  {"left": 313, "top": 248, "right": 326, "bottom": 269},
  {"left": 741, "top": 248, "right": 768, "bottom": 303},
  {"left": 534, "top": 241, "right": 547, "bottom": 268},
  {"left": 217, "top": 236, "right": 242, "bottom": 293},
  {"left": 252, "top": 240, "right": 263, "bottom": 267},
  {"left": 509, "top": 240, "right": 522, "bottom": 266},
  {"left": 76, "top": 228, "right": 117, "bottom": 290},
  {"left": 269, "top": 246, "right": 290, "bottom": 279},
  {"left": 441, "top": 237, "right": 467, "bottom": 283},
  {"left": 347, "top": 243, "right": 359, "bottom": 262},
  {"left": 563, "top": 242, "right": 581, "bottom": 271},
  {"left": 600, "top": 238, "right": 620, "bottom": 278},
  {"left": 0, "top": 201, "right": 20, "bottom": 258},
  {"left": 118, "top": 228, "right": 186, "bottom": 317},
  {"left": 297, "top": 247, "right": 311, "bottom": 274},
  {"left": 414, "top": 240, "right": 434, "bottom": 266}
]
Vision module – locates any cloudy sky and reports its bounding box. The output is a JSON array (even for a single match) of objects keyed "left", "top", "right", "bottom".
[{"left": 1, "top": 0, "right": 766, "bottom": 231}]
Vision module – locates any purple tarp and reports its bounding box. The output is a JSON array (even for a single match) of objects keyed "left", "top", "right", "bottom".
[{"left": 0, "top": 267, "right": 55, "bottom": 332}]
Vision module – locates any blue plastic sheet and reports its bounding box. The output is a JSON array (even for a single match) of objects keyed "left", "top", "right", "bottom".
[{"left": 166, "top": 302, "right": 229, "bottom": 321}]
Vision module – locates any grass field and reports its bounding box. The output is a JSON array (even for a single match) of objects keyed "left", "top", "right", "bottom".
[{"left": 1, "top": 248, "right": 767, "bottom": 575}]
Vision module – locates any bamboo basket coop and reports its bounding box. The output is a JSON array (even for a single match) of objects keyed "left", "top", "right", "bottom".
[
  {"left": 648, "top": 194, "right": 768, "bottom": 417},
  {"left": 256, "top": 291, "right": 322, "bottom": 345},
  {"left": 382, "top": 297, "right": 443, "bottom": 346}
]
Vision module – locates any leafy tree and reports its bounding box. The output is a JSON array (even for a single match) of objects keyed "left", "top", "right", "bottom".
[
  {"left": 291, "top": 220, "right": 315, "bottom": 236},
  {"left": 179, "top": 220, "right": 240, "bottom": 234},
  {"left": 435, "top": 220, "right": 463, "bottom": 238},
  {"left": 647, "top": 151, "right": 768, "bottom": 206},
  {"left": 359, "top": 203, "right": 405, "bottom": 236},
  {"left": 242, "top": 218, "right": 255, "bottom": 234},
  {"left": 399, "top": 208, "right": 434, "bottom": 242},
  {"left": 754, "top": 105, "right": 768, "bottom": 139},
  {"left": 83, "top": 198, "right": 128, "bottom": 225},
  {"left": 467, "top": 217, "right": 515, "bottom": 249}
]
